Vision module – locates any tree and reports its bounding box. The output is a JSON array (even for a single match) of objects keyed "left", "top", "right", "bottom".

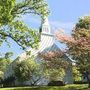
[
  {"left": 56, "top": 16, "right": 90, "bottom": 87},
  {"left": 72, "top": 66, "right": 82, "bottom": 82},
  {"left": 0, "top": 52, "right": 12, "bottom": 72},
  {"left": 0, "top": 0, "right": 49, "bottom": 51},
  {"left": 0, "top": 52, "right": 12, "bottom": 82},
  {"left": 13, "top": 57, "right": 42, "bottom": 85},
  {"left": 0, "top": 71, "right": 4, "bottom": 81},
  {"left": 42, "top": 63, "right": 65, "bottom": 81},
  {"left": 39, "top": 51, "right": 69, "bottom": 81}
]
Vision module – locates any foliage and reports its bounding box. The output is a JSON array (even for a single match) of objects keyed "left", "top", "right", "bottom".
[
  {"left": 13, "top": 57, "right": 41, "bottom": 84},
  {"left": 0, "top": 0, "right": 49, "bottom": 50},
  {"left": 39, "top": 51, "right": 69, "bottom": 81},
  {"left": 0, "top": 71, "right": 4, "bottom": 80},
  {"left": 39, "top": 51, "right": 69, "bottom": 69},
  {"left": 56, "top": 16, "right": 90, "bottom": 87},
  {"left": 0, "top": 0, "right": 49, "bottom": 25},
  {"left": 44, "top": 66, "right": 65, "bottom": 81},
  {"left": 0, "top": 58, "right": 11, "bottom": 72},
  {"left": 0, "top": 52, "right": 12, "bottom": 72},
  {"left": 0, "top": 52, "right": 12, "bottom": 80},
  {"left": 72, "top": 66, "right": 82, "bottom": 81},
  {"left": 39, "top": 51, "right": 64, "bottom": 60}
]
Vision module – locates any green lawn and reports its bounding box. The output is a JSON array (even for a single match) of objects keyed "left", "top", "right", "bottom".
[{"left": 0, "top": 84, "right": 90, "bottom": 90}]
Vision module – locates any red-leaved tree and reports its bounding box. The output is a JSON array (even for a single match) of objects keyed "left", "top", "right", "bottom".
[
  {"left": 55, "top": 16, "right": 90, "bottom": 87},
  {"left": 38, "top": 51, "right": 70, "bottom": 81}
]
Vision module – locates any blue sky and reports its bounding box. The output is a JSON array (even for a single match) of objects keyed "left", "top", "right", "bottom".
[
  {"left": 0, "top": 0, "right": 90, "bottom": 59},
  {"left": 23, "top": 0, "right": 90, "bottom": 33},
  {"left": 48, "top": 0, "right": 90, "bottom": 32},
  {"left": 48, "top": 0, "right": 90, "bottom": 22}
]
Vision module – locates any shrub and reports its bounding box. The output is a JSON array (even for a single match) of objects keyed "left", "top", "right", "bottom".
[
  {"left": 48, "top": 81, "right": 65, "bottom": 86},
  {"left": 74, "top": 81, "right": 88, "bottom": 84}
]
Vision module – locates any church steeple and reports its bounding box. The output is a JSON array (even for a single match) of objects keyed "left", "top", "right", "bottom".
[{"left": 39, "top": 16, "right": 51, "bottom": 34}]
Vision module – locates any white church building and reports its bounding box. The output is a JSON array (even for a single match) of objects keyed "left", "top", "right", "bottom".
[{"left": 4, "top": 16, "right": 74, "bottom": 86}]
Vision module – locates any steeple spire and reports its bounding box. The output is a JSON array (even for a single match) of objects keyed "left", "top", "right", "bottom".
[{"left": 40, "top": 16, "right": 51, "bottom": 34}]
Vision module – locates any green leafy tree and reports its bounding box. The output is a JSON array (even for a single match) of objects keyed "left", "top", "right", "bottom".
[
  {"left": 0, "top": 71, "right": 4, "bottom": 81},
  {"left": 13, "top": 57, "right": 42, "bottom": 85},
  {"left": 0, "top": 0, "right": 49, "bottom": 50},
  {"left": 43, "top": 64, "right": 65, "bottom": 81},
  {"left": 0, "top": 52, "right": 12, "bottom": 81},
  {"left": 0, "top": 52, "right": 12, "bottom": 72},
  {"left": 72, "top": 66, "right": 82, "bottom": 82}
]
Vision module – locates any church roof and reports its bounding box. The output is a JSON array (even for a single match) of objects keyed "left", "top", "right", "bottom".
[
  {"left": 40, "top": 43, "right": 72, "bottom": 62},
  {"left": 18, "top": 42, "right": 71, "bottom": 63},
  {"left": 41, "top": 43, "right": 61, "bottom": 53}
]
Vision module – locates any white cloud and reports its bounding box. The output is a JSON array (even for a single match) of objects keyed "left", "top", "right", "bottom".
[
  {"left": 50, "top": 20, "right": 75, "bottom": 30},
  {"left": 49, "top": 20, "right": 75, "bottom": 34}
]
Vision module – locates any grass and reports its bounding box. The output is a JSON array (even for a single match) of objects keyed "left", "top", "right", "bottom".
[{"left": 0, "top": 84, "right": 90, "bottom": 90}]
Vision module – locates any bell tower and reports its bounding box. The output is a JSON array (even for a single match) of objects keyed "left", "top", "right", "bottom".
[
  {"left": 38, "top": 16, "right": 54, "bottom": 51},
  {"left": 39, "top": 16, "right": 51, "bottom": 34}
]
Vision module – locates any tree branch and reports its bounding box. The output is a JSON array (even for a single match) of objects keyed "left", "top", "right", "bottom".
[{"left": 0, "top": 32, "right": 25, "bottom": 50}]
